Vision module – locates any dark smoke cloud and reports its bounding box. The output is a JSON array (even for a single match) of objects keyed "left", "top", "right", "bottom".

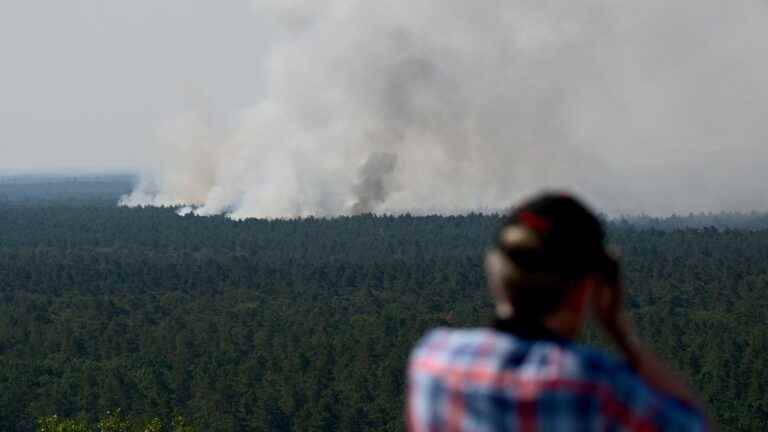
[{"left": 351, "top": 152, "right": 398, "bottom": 215}]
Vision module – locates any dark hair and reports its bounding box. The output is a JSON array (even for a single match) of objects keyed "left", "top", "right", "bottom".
[
  {"left": 501, "top": 268, "right": 580, "bottom": 319},
  {"left": 493, "top": 193, "right": 617, "bottom": 319}
]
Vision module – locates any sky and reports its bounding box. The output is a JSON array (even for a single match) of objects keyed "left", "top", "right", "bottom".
[
  {"left": 3, "top": 1, "right": 768, "bottom": 216},
  {"left": 0, "top": 0, "right": 267, "bottom": 173}
]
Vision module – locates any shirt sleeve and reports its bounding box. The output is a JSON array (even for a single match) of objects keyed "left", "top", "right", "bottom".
[{"left": 607, "top": 361, "right": 709, "bottom": 431}]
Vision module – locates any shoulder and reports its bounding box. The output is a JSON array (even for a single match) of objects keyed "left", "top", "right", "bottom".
[
  {"left": 407, "top": 327, "right": 514, "bottom": 386},
  {"left": 408, "top": 327, "right": 517, "bottom": 370},
  {"left": 409, "top": 327, "right": 505, "bottom": 358},
  {"left": 409, "top": 327, "right": 608, "bottom": 373}
]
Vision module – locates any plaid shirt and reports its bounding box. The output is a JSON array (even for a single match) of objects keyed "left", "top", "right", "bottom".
[{"left": 407, "top": 323, "right": 707, "bottom": 431}]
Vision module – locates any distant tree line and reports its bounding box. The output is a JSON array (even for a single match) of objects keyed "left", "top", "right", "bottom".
[{"left": 0, "top": 176, "right": 133, "bottom": 205}]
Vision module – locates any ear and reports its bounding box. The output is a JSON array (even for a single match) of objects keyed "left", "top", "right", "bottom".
[
  {"left": 485, "top": 249, "right": 508, "bottom": 302},
  {"left": 485, "top": 249, "right": 515, "bottom": 318}
]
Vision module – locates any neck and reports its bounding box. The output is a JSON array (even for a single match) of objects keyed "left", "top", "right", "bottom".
[
  {"left": 493, "top": 315, "right": 571, "bottom": 344},
  {"left": 542, "top": 309, "right": 581, "bottom": 340}
]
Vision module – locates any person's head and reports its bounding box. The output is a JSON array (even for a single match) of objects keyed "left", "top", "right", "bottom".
[{"left": 485, "top": 192, "right": 618, "bottom": 338}]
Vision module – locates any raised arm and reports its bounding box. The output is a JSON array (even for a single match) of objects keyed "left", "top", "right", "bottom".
[{"left": 591, "top": 272, "right": 700, "bottom": 406}]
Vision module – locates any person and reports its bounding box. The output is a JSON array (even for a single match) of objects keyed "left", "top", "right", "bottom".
[{"left": 406, "top": 193, "right": 708, "bottom": 431}]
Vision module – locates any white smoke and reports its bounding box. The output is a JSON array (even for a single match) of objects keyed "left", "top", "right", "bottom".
[{"left": 121, "top": 0, "right": 768, "bottom": 218}]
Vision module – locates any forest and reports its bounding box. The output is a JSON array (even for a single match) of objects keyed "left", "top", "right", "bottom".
[{"left": 0, "top": 178, "right": 766, "bottom": 431}]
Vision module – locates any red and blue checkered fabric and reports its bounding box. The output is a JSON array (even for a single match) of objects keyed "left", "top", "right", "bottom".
[{"left": 407, "top": 328, "right": 707, "bottom": 431}]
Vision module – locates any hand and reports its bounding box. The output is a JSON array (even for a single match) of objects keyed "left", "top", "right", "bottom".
[
  {"left": 592, "top": 275, "right": 621, "bottom": 323},
  {"left": 590, "top": 258, "right": 700, "bottom": 406},
  {"left": 590, "top": 262, "right": 632, "bottom": 346}
]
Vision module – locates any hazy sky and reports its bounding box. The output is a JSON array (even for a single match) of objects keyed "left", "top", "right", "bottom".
[
  {"left": 0, "top": 0, "right": 266, "bottom": 173},
  {"left": 3, "top": 1, "right": 768, "bottom": 216}
]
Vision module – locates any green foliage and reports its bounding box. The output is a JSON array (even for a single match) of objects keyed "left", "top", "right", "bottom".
[
  {"left": 36, "top": 412, "right": 177, "bottom": 432},
  {"left": 96, "top": 410, "right": 129, "bottom": 432},
  {"left": 142, "top": 418, "right": 162, "bottom": 432},
  {"left": 0, "top": 191, "right": 766, "bottom": 431},
  {"left": 38, "top": 416, "right": 90, "bottom": 432}
]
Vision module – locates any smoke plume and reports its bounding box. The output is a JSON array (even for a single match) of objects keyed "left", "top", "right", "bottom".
[
  {"left": 351, "top": 152, "right": 398, "bottom": 215},
  {"left": 121, "top": 0, "right": 768, "bottom": 218}
]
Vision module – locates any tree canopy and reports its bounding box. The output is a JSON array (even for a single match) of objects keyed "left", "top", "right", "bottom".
[{"left": 0, "top": 179, "right": 765, "bottom": 431}]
